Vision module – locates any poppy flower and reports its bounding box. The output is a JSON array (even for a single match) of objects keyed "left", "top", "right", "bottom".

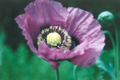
[{"left": 15, "top": 0, "right": 105, "bottom": 70}]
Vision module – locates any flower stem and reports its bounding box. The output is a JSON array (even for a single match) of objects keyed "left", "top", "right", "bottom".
[
  {"left": 103, "top": 30, "right": 116, "bottom": 51},
  {"left": 73, "top": 65, "right": 77, "bottom": 80},
  {"left": 114, "top": 22, "right": 119, "bottom": 80},
  {"left": 103, "top": 30, "right": 116, "bottom": 62},
  {"left": 103, "top": 30, "right": 117, "bottom": 80},
  {"left": 55, "top": 68, "right": 59, "bottom": 80}
]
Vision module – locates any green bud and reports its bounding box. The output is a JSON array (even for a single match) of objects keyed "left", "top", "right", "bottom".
[{"left": 97, "top": 11, "right": 115, "bottom": 27}]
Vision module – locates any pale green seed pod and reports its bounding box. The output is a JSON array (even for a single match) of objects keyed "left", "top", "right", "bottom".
[{"left": 47, "top": 32, "right": 61, "bottom": 46}]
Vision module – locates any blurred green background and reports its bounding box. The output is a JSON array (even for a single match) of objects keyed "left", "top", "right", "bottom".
[{"left": 0, "top": 0, "right": 120, "bottom": 80}]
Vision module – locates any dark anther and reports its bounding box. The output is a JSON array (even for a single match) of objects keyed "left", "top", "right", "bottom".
[{"left": 70, "top": 36, "right": 79, "bottom": 50}]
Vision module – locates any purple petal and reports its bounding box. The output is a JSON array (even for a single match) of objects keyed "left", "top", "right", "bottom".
[
  {"left": 36, "top": 42, "right": 60, "bottom": 70},
  {"left": 36, "top": 42, "right": 71, "bottom": 60},
  {"left": 25, "top": 0, "right": 68, "bottom": 28},
  {"left": 66, "top": 7, "right": 93, "bottom": 35},
  {"left": 68, "top": 43, "right": 104, "bottom": 67},
  {"left": 36, "top": 42, "right": 70, "bottom": 70},
  {"left": 48, "top": 61, "right": 60, "bottom": 70},
  {"left": 66, "top": 7, "right": 105, "bottom": 67},
  {"left": 15, "top": 14, "right": 38, "bottom": 52}
]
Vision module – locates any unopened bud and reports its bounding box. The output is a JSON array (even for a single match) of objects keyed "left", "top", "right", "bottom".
[{"left": 97, "top": 11, "right": 115, "bottom": 27}]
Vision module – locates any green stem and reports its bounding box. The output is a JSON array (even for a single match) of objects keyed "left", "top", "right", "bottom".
[
  {"left": 103, "top": 30, "right": 116, "bottom": 61},
  {"left": 103, "top": 30, "right": 116, "bottom": 80},
  {"left": 114, "top": 22, "right": 119, "bottom": 80},
  {"left": 73, "top": 65, "right": 77, "bottom": 80},
  {"left": 56, "top": 68, "right": 59, "bottom": 80}
]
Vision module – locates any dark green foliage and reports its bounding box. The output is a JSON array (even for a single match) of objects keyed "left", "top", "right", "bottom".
[{"left": 96, "top": 50, "right": 116, "bottom": 80}]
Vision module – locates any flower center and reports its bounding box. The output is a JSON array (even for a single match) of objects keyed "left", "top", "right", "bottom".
[
  {"left": 47, "top": 32, "right": 61, "bottom": 46},
  {"left": 37, "top": 26, "right": 71, "bottom": 50}
]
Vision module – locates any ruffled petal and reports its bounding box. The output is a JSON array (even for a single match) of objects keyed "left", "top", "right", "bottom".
[
  {"left": 36, "top": 42, "right": 70, "bottom": 70},
  {"left": 36, "top": 43, "right": 59, "bottom": 70},
  {"left": 68, "top": 31, "right": 105, "bottom": 67},
  {"left": 66, "top": 8, "right": 105, "bottom": 67},
  {"left": 48, "top": 61, "right": 60, "bottom": 70},
  {"left": 15, "top": 14, "right": 38, "bottom": 52},
  {"left": 36, "top": 42, "right": 71, "bottom": 60},
  {"left": 66, "top": 7, "right": 93, "bottom": 36},
  {"left": 25, "top": 0, "right": 68, "bottom": 28}
]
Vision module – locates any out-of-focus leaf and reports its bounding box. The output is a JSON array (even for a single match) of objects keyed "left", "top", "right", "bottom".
[
  {"left": 95, "top": 50, "right": 116, "bottom": 80},
  {"left": 0, "top": 29, "right": 6, "bottom": 45},
  {"left": 0, "top": 28, "right": 6, "bottom": 66},
  {"left": 15, "top": 43, "right": 29, "bottom": 65}
]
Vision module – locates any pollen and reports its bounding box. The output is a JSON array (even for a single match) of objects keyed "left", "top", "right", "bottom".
[
  {"left": 37, "top": 26, "right": 72, "bottom": 51},
  {"left": 47, "top": 32, "right": 61, "bottom": 46}
]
